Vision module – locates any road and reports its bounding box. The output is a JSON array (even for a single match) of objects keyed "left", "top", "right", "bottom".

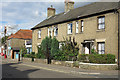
[{"left": 1, "top": 57, "right": 119, "bottom": 79}]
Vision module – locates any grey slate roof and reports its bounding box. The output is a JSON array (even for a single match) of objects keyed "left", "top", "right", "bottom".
[{"left": 32, "top": 2, "right": 119, "bottom": 30}]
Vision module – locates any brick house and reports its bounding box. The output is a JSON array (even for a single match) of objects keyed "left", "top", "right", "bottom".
[
  {"left": 7, "top": 29, "right": 32, "bottom": 60},
  {"left": 31, "top": 1, "right": 120, "bottom": 64}
]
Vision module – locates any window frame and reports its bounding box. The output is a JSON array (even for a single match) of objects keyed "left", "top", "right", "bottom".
[
  {"left": 54, "top": 25, "right": 58, "bottom": 37},
  {"left": 97, "top": 42, "right": 105, "bottom": 54},
  {"left": 76, "top": 21, "right": 79, "bottom": 33},
  {"left": 67, "top": 22, "right": 73, "bottom": 34},
  {"left": 98, "top": 16, "right": 105, "bottom": 30},
  {"left": 38, "top": 29, "right": 41, "bottom": 39},
  {"left": 81, "top": 20, "right": 84, "bottom": 32}
]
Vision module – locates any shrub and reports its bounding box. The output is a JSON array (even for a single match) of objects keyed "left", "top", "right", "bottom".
[
  {"left": 91, "top": 49, "right": 97, "bottom": 54},
  {"left": 89, "top": 54, "right": 115, "bottom": 64},
  {"left": 59, "top": 37, "right": 79, "bottom": 61},
  {"left": 77, "top": 54, "right": 89, "bottom": 62},
  {"left": 36, "top": 46, "right": 45, "bottom": 59},
  {"left": 51, "top": 37, "right": 59, "bottom": 59},
  {"left": 24, "top": 54, "right": 31, "bottom": 58}
]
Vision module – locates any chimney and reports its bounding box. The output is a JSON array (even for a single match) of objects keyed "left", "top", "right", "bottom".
[
  {"left": 65, "top": 0, "right": 74, "bottom": 13},
  {"left": 47, "top": 5, "right": 56, "bottom": 18}
]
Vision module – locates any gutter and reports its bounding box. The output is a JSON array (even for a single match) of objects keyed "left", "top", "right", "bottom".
[
  {"left": 116, "top": 9, "right": 120, "bottom": 67},
  {"left": 117, "top": 10, "right": 120, "bottom": 68}
]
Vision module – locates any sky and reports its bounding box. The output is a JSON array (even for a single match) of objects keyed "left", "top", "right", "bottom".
[{"left": 0, "top": 0, "right": 119, "bottom": 38}]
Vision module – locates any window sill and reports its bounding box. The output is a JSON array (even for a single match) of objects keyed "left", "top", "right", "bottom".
[
  {"left": 67, "top": 33, "right": 72, "bottom": 35},
  {"left": 96, "top": 29, "right": 105, "bottom": 32}
]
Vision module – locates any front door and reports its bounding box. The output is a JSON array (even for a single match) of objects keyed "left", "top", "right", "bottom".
[{"left": 85, "top": 43, "right": 90, "bottom": 54}]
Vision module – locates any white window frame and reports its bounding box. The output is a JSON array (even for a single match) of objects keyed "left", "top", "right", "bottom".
[
  {"left": 76, "top": 21, "right": 79, "bottom": 33},
  {"left": 67, "top": 23, "right": 72, "bottom": 34},
  {"left": 38, "top": 29, "right": 41, "bottom": 39},
  {"left": 48, "top": 28, "right": 49, "bottom": 37},
  {"left": 98, "top": 16, "right": 105, "bottom": 30},
  {"left": 98, "top": 42, "right": 105, "bottom": 54},
  {"left": 54, "top": 26, "right": 58, "bottom": 36}
]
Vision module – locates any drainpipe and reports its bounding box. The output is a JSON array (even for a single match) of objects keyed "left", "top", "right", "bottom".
[{"left": 116, "top": 9, "right": 119, "bottom": 68}]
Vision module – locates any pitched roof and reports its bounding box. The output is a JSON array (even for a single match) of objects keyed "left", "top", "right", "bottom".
[
  {"left": 8, "top": 29, "right": 32, "bottom": 40},
  {"left": 32, "top": 2, "right": 119, "bottom": 30}
]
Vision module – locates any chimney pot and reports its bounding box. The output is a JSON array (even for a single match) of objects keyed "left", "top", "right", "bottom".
[{"left": 47, "top": 5, "right": 56, "bottom": 18}]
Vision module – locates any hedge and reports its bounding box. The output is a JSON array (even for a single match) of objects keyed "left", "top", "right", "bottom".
[
  {"left": 89, "top": 54, "right": 115, "bottom": 64},
  {"left": 77, "top": 54, "right": 89, "bottom": 62}
]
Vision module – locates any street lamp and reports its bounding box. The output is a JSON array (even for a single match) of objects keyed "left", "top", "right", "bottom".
[{"left": 4, "top": 26, "right": 7, "bottom": 59}]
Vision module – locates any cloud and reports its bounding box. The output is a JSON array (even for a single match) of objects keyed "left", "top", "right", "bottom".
[{"left": 1, "top": 0, "right": 103, "bottom": 35}]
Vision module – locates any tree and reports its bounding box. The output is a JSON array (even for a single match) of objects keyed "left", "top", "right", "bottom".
[
  {"left": 41, "top": 36, "right": 52, "bottom": 64},
  {"left": 36, "top": 46, "right": 45, "bottom": 59},
  {"left": 51, "top": 37, "right": 59, "bottom": 59},
  {"left": 20, "top": 46, "right": 27, "bottom": 57},
  {"left": 1, "top": 36, "right": 8, "bottom": 44},
  {"left": 62, "top": 37, "right": 79, "bottom": 61}
]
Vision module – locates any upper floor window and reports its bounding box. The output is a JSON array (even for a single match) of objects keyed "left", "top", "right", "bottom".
[
  {"left": 98, "top": 42, "right": 105, "bottom": 54},
  {"left": 98, "top": 16, "right": 105, "bottom": 30},
  {"left": 38, "top": 29, "right": 41, "bottom": 39},
  {"left": 76, "top": 21, "right": 79, "bottom": 33},
  {"left": 67, "top": 23, "right": 72, "bottom": 34},
  {"left": 54, "top": 26, "right": 58, "bottom": 36},
  {"left": 48, "top": 27, "right": 52, "bottom": 37},
  {"left": 81, "top": 20, "right": 84, "bottom": 32}
]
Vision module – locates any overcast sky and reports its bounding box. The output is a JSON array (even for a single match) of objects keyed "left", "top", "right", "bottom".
[{"left": 0, "top": 0, "right": 119, "bottom": 38}]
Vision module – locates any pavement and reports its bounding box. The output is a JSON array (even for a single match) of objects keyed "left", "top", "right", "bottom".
[{"left": 1, "top": 57, "right": 119, "bottom": 78}]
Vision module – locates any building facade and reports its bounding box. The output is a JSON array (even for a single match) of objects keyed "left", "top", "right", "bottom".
[
  {"left": 32, "top": 1, "right": 120, "bottom": 63},
  {"left": 7, "top": 29, "right": 32, "bottom": 60}
]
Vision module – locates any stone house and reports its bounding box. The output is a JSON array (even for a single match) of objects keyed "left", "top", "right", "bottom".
[
  {"left": 31, "top": 1, "right": 120, "bottom": 64},
  {"left": 7, "top": 29, "right": 32, "bottom": 60}
]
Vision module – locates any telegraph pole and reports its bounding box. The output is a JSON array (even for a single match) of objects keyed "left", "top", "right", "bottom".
[{"left": 4, "top": 26, "right": 7, "bottom": 59}]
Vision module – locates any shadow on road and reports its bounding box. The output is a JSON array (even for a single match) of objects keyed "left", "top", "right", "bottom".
[{"left": 2, "top": 62, "right": 39, "bottom": 80}]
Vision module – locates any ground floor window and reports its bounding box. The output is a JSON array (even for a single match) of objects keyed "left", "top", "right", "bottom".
[{"left": 97, "top": 42, "right": 105, "bottom": 54}]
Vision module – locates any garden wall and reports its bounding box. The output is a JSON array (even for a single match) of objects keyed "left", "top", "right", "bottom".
[{"left": 22, "top": 58, "right": 118, "bottom": 70}]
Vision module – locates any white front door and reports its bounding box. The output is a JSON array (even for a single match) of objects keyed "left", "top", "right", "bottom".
[
  {"left": 85, "top": 46, "right": 89, "bottom": 54},
  {"left": 85, "top": 43, "right": 90, "bottom": 54}
]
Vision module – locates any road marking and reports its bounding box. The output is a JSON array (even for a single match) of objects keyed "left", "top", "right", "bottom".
[{"left": 20, "top": 63, "right": 100, "bottom": 75}]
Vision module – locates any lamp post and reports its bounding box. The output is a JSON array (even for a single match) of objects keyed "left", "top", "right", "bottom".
[{"left": 4, "top": 26, "right": 7, "bottom": 59}]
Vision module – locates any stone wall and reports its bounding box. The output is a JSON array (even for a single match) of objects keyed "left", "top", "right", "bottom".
[{"left": 22, "top": 58, "right": 118, "bottom": 70}]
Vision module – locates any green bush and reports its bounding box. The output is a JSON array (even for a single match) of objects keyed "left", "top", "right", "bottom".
[
  {"left": 89, "top": 54, "right": 115, "bottom": 64},
  {"left": 91, "top": 49, "right": 97, "bottom": 54},
  {"left": 77, "top": 54, "right": 88, "bottom": 62},
  {"left": 23, "top": 54, "right": 31, "bottom": 58},
  {"left": 51, "top": 37, "right": 59, "bottom": 59},
  {"left": 58, "top": 37, "right": 79, "bottom": 61},
  {"left": 36, "top": 46, "right": 45, "bottom": 59}
]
